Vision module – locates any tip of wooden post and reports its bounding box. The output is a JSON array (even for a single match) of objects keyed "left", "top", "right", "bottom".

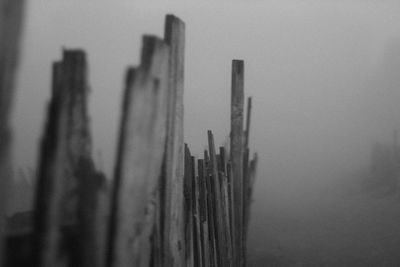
[
  {"left": 140, "top": 35, "right": 167, "bottom": 71},
  {"left": 62, "top": 49, "right": 86, "bottom": 63},
  {"left": 232, "top": 60, "right": 244, "bottom": 74},
  {"left": 164, "top": 14, "right": 185, "bottom": 43},
  {"left": 165, "top": 14, "right": 185, "bottom": 26},
  {"left": 125, "top": 67, "right": 137, "bottom": 87}
]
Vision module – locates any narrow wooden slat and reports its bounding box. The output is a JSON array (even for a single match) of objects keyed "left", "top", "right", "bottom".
[
  {"left": 183, "top": 144, "right": 193, "bottom": 266},
  {"left": 219, "top": 164, "right": 233, "bottom": 266},
  {"left": 191, "top": 156, "right": 203, "bottom": 267},
  {"left": 242, "top": 147, "right": 249, "bottom": 266},
  {"left": 230, "top": 59, "right": 245, "bottom": 267},
  {"left": 0, "top": 1, "right": 25, "bottom": 264},
  {"left": 197, "top": 159, "right": 210, "bottom": 267},
  {"left": 244, "top": 97, "right": 252, "bottom": 150},
  {"left": 208, "top": 130, "right": 228, "bottom": 267},
  {"left": 226, "top": 162, "right": 235, "bottom": 259},
  {"left": 204, "top": 150, "right": 217, "bottom": 267},
  {"left": 162, "top": 14, "right": 186, "bottom": 267},
  {"left": 108, "top": 36, "right": 169, "bottom": 267}
]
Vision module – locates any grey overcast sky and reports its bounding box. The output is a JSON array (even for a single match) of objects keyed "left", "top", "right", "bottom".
[{"left": 13, "top": 0, "right": 400, "bottom": 190}]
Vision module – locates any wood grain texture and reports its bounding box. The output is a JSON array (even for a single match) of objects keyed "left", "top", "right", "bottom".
[
  {"left": 108, "top": 36, "right": 169, "bottom": 267},
  {"left": 230, "top": 59, "right": 244, "bottom": 267},
  {"left": 162, "top": 14, "right": 186, "bottom": 267}
]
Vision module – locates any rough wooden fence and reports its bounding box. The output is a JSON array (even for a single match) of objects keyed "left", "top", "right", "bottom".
[{"left": 0, "top": 12, "right": 258, "bottom": 267}]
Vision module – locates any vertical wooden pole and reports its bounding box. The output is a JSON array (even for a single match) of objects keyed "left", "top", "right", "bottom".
[
  {"left": 162, "top": 14, "right": 185, "bottom": 267},
  {"left": 33, "top": 50, "right": 98, "bottom": 267},
  {"left": 192, "top": 156, "right": 203, "bottom": 267},
  {"left": 204, "top": 150, "right": 217, "bottom": 267},
  {"left": 197, "top": 159, "right": 209, "bottom": 267},
  {"left": 230, "top": 59, "right": 244, "bottom": 267},
  {"left": 226, "top": 162, "right": 235, "bottom": 258},
  {"left": 208, "top": 130, "right": 227, "bottom": 266},
  {"left": 218, "top": 147, "right": 232, "bottom": 266},
  {"left": 107, "top": 36, "right": 169, "bottom": 267},
  {"left": 33, "top": 61, "right": 68, "bottom": 267},
  {"left": 0, "top": 0, "right": 25, "bottom": 264},
  {"left": 183, "top": 144, "right": 193, "bottom": 266}
]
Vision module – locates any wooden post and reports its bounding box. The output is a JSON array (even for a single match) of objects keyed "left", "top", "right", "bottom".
[
  {"left": 107, "top": 36, "right": 169, "bottom": 267},
  {"left": 230, "top": 59, "right": 244, "bottom": 267},
  {"left": 204, "top": 150, "right": 217, "bottom": 267},
  {"left": 191, "top": 156, "right": 203, "bottom": 267},
  {"left": 208, "top": 130, "right": 227, "bottom": 266},
  {"left": 183, "top": 144, "right": 193, "bottom": 266},
  {"left": 197, "top": 159, "right": 210, "bottom": 267},
  {"left": 226, "top": 162, "right": 235, "bottom": 258},
  {"left": 0, "top": 0, "right": 25, "bottom": 264},
  {"left": 162, "top": 14, "right": 186, "bottom": 267},
  {"left": 218, "top": 147, "right": 233, "bottom": 266},
  {"left": 33, "top": 50, "right": 101, "bottom": 267},
  {"left": 33, "top": 61, "right": 68, "bottom": 267}
]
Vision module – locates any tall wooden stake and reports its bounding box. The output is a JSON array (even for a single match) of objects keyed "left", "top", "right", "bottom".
[
  {"left": 107, "top": 36, "right": 169, "bottom": 267},
  {"left": 230, "top": 59, "right": 244, "bottom": 267},
  {"left": 162, "top": 14, "right": 186, "bottom": 267}
]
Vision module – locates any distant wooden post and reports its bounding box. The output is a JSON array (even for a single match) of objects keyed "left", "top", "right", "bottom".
[
  {"left": 162, "top": 14, "right": 186, "bottom": 267},
  {"left": 107, "top": 36, "right": 169, "bottom": 267},
  {"left": 0, "top": 0, "right": 25, "bottom": 264},
  {"left": 230, "top": 59, "right": 244, "bottom": 267}
]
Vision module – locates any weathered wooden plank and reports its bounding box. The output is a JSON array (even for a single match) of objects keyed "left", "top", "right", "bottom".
[
  {"left": 204, "top": 150, "right": 217, "bottom": 267},
  {"left": 191, "top": 156, "right": 203, "bottom": 267},
  {"left": 183, "top": 144, "right": 193, "bottom": 266},
  {"left": 162, "top": 14, "right": 186, "bottom": 267},
  {"left": 34, "top": 50, "right": 99, "bottom": 267},
  {"left": 197, "top": 159, "right": 210, "bottom": 267},
  {"left": 107, "top": 36, "right": 169, "bottom": 267},
  {"left": 226, "top": 162, "right": 235, "bottom": 259},
  {"left": 208, "top": 130, "right": 228, "bottom": 267},
  {"left": 0, "top": 0, "right": 25, "bottom": 264},
  {"left": 217, "top": 147, "right": 233, "bottom": 266},
  {"left": 230, "top": 59, "right": 244, "bottom": 267}
]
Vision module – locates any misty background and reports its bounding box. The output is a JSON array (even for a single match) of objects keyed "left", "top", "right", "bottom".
[{"left": 9, "top": 0, "right": 400, "bottom": 265}]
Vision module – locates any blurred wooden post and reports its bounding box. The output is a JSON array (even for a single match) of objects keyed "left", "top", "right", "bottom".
[
  {"left": 231, "top": 59, "right": 244, "bottom": 267},
  {"left": 0, "top": 0, "right": 25, "bottom": 264},
  {"left": 162, "top": 14, "right": 186, "bottom": 267},
  {"left": 107, "top": 36, "right": 169, "bottom": 267},
  {"left": 33, "top": 50, "right": 101, "bottom": 267}
]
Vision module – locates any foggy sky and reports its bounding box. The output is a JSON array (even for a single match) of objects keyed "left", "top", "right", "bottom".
[{"left": 12, "top": 0, "right": 400, "bottom": 196}]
